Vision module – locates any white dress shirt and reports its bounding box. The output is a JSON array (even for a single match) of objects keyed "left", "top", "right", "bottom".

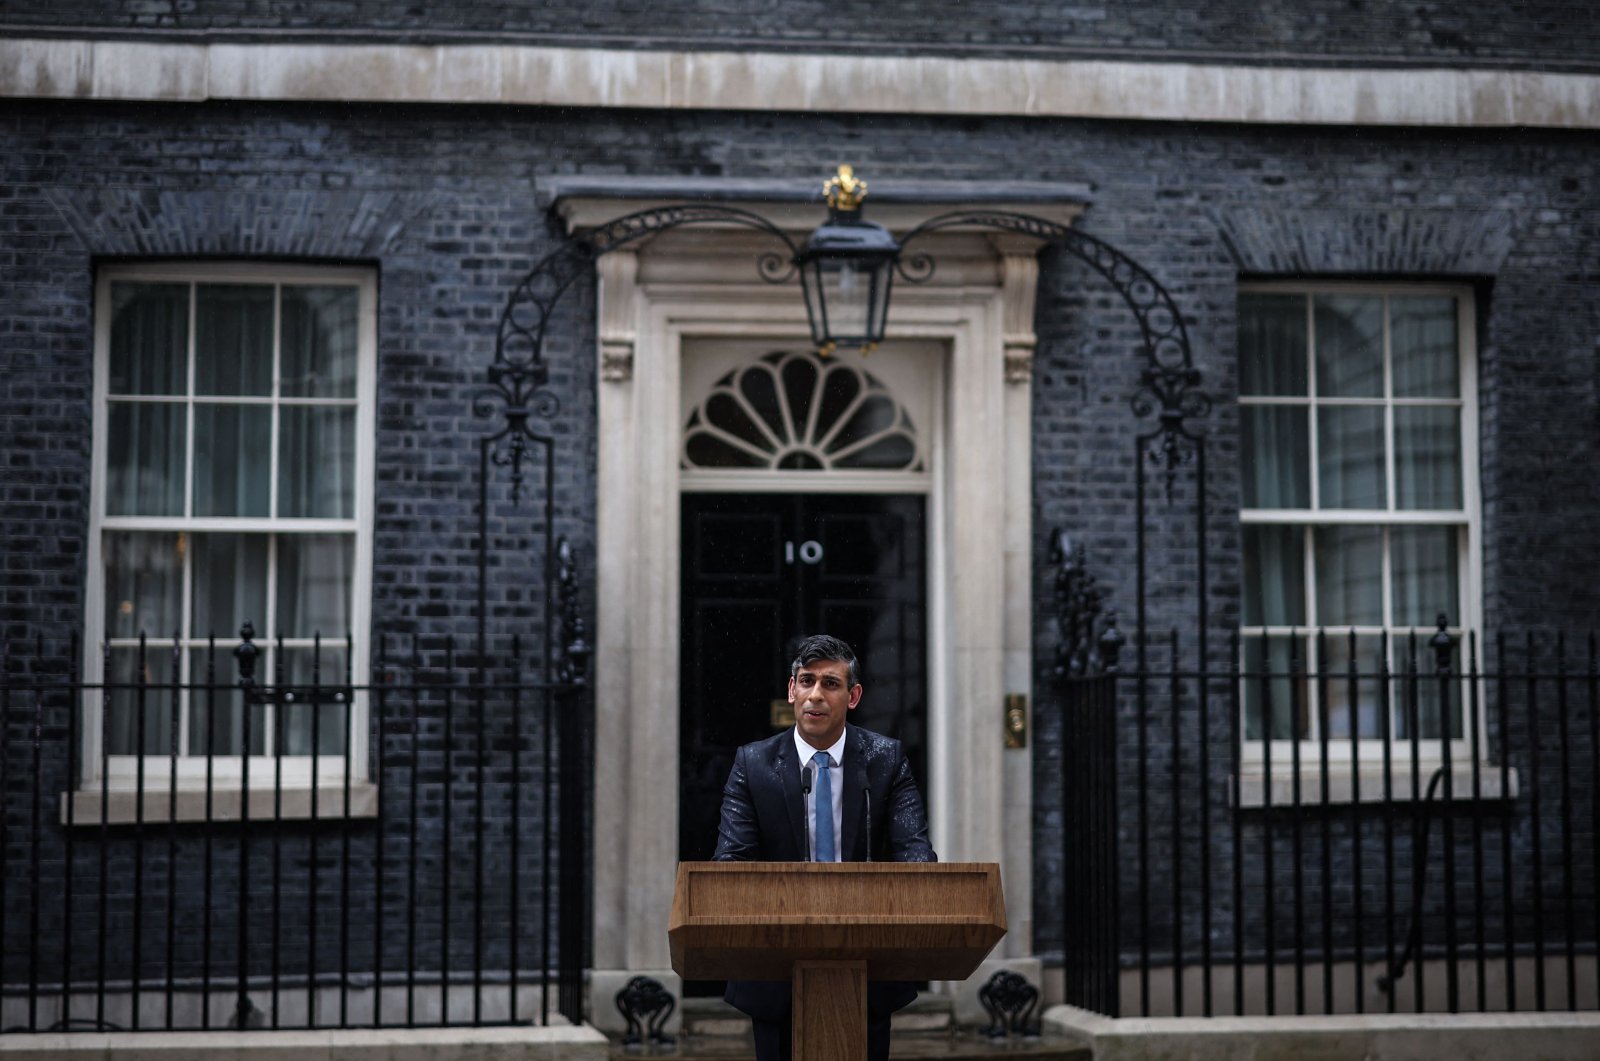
[{"left": 794, "top": 726, "right": 847, "bottom": 861}]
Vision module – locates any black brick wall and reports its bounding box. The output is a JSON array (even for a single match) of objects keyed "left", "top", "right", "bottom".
[
  {"left": 2, "top": 98, "right": 1598, "bottom": 994},
  {"left": 1, "top": 2, "right": 1597, "bottom": 69}
]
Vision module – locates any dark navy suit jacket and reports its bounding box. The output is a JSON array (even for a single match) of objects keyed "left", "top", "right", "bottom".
[{"left": 712, "top": 723, "right": 936, "bottom": 1022}]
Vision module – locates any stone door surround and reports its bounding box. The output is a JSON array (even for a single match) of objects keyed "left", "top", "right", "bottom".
[{"left": 550, "top": 176, "right": 1087, "bottom": 1023}]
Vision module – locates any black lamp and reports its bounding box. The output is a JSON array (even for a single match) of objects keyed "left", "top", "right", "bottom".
[{"left": 796, "top": 165, "right": 901, "bottom": 356}]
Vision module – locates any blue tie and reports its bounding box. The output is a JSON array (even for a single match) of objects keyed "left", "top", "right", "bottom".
[{"left": 812, "top": 750, "right": 835, "bottom": 862}]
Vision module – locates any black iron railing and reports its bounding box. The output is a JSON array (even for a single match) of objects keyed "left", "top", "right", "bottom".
[
  {"left": 1056, "top": 615, "right": 1600, "bottom": 1018},
  {"left": 0, "top": 628, "right": 590, "bottom": 1034}
]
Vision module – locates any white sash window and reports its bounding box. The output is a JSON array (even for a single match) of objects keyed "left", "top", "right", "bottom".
[
  {"left": 85, "top": 263, "right": 375, "bottom": 791},
  {"left": 1238, "top": 283, "right": 1480, "bottom": 761}
]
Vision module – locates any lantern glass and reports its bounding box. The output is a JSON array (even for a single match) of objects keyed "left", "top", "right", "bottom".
[
  {"left": 811, "top": 257, "right": 892, "bottom": 348},
  {"left": 797, "top": 215, "right": 900, "bottom": 352}
]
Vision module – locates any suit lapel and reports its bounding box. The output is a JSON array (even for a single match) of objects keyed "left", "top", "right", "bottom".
[
  {"left": 840, "top": 725, "right": 867, "bottom": 861},
  {"left": 777, "top": 731, "right": 808, "bottom": 860}
]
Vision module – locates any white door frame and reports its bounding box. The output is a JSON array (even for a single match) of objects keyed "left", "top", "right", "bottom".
[{"left": 585, "top": 222, "right": 1048, "bottom": 1008}]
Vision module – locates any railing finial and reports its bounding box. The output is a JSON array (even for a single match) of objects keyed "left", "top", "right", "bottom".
[
  {"left": 1431, "top": 614, "right": 1456, "bottom": 674},
  {"left": 556, "top": 538, "right": 592, "bottom": 686},
  {"left": 1098, "top": 612, "right": 1124, "bottom": 674},
  {"left": 1051, "top": 528, "right": 1113, "bottom": 678},
  {"left": 234, "top": 621, "right": 259, "bottom": 688}
]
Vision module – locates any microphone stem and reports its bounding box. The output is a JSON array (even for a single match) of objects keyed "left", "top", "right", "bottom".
[
  {"left": 802, "top": 765, "right": 814, "bottom": 861},
  {"left": 864, "top": 786, "right": 872, "bottom": 863}
]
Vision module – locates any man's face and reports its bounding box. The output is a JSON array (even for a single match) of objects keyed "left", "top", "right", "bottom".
[{"left": 788, "top": 658, "right": 862, "bottom": 751}]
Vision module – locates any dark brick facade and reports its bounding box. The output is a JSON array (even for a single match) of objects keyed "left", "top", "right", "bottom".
[
  {"left": 1, "top": 2, "right": 1597, "bottom": 70},
  {"left": 2, "top": 96, "right": 1599, "bottom": 1000}
]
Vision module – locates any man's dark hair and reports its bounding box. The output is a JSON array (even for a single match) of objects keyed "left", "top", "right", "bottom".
[{"left": 790, "top": 634, "right": 860, "bottom": 688}]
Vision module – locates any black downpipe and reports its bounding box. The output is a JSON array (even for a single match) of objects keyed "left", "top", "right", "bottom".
[{"left": 1374, "top": 765, "right": 1449, "bottom": 997}]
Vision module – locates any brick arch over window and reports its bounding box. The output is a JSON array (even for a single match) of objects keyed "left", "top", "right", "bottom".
[
  {"left": 1209, "top": 207, "right": 1516, "bottom": 275},
  {"left": 43, "top": 188, "right": 439, "bottom": 258}
]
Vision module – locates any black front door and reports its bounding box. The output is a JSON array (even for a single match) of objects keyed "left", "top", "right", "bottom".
[{"left": 679, "top": 492, "right": 927, "bottom": 864}]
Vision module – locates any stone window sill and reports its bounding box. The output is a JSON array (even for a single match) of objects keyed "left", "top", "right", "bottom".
[
  {"left": 1232, "top": 766, "right": 1518, "bottom": 810},
  {"left": 62, "top": 782, "right": 379, "bottom": 826}
]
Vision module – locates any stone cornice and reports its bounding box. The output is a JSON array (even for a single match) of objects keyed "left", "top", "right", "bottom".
[{"left": 3, "top": 37, "right": 1598, "bottom": 128}]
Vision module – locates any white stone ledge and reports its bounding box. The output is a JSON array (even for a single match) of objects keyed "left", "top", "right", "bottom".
[
  {"left": 1046, "top": 1003, "right": 1600, "bottom": 1061},
  {"left": 62, "top": 781, "right": 380, "bottom": 825},
  {"left": 0, "top": 1025, "right": 609, "bottom": 1060},
  {"left": 1, "top": 38, "right": 1598, "bottom": 128}
]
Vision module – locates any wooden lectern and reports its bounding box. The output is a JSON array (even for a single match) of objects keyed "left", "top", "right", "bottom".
[{"left": 669, "top": 862, "right": 1006, "bottom": 1061}]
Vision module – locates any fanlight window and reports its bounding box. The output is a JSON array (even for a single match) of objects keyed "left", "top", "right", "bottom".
[{"left": 682, "top": 351, "right": 922, "bottom": 472}]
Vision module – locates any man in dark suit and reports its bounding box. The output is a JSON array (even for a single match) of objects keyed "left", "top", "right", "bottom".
[{"left": 713, "top": 633, "right": 936, "bottom": 1061}]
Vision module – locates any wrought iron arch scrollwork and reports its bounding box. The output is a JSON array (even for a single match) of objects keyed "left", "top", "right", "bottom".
[
  {"left": 896, "top": 210, "right": 1209, "bottom": 499},
  {"left": 479, "top": 205, "right": 804, "bottom": 676},
  {"left": 492, "top": 205, "right": 800, "bottom": 405},
  {"left": 482, "top": 199, "right": 1208, "bottom": 670},
  {"left": 493, "top": 204, "right": 1207, "bottom": 462}
]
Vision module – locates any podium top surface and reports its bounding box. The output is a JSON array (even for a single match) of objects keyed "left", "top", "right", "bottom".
[{"left": 668, "top": 861, "right": 1006, "bottom": 982}]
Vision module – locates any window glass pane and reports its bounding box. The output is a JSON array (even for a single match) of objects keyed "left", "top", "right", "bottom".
[
  {"left": 194, "top": 284, "right": 274, "bottom": 396},
  {"left": 684, "top": 430, "right": 766, "bottom": 468},
  {"left": 811, "top": 258, "right": 875, "bottom": 343},
  {"left": 104, "top": 532, "right": 183, "bottom": 639},
  {"left": 1239, "top": 294, "right": 1308, "bottom": 396},
  {"left": 279, "top": 647, "right": 351, "bottom": 756},
  {"left": 279, "top": 406, "right": 355, "bottom": 518},
  {"left": 705, "top": 392, "right": 777, "bottom": 455},
  {"left": 1314, "top": 295, "right": 1383, "bottom": 397},
  {"left": 277, "top": 535, "right": 353, "bottom": 638},
  {"left": 1317, "top": 405, "right": 1385, "bottom": 509},
  {"left": 1241, "top": 406, "right": 1309, "bottom": 508},
  {"left": 1392, "top": 525, "right": 1459, "bottom": 628},
  {"left": 1242, "top": 524, "right": 1305, "bottom": 627},
  {"left": 1395, "top": 406, "right": 1462, "bottom": 509},
  {"left": 782, "top": 356, "right": 819, "bottom": 426},
  {"left": 193, "top": 403, "right": 271, "bottom": 516},
  {"left": 1243, "top": 635, "right": 1307, "bottom": 740},
  {"left": 1314, "top": 525, "right": 1383, "bottom": 626},
  {"left": 1321, "top": 633, "right": 1384, "bottom": 738},
  {"left": 1391, "top": 296, "right": 1459, "bottom": 397},
  {"left": 830, "top": 393, "right": 898, "bottom": 451},
  {"left": 739, "top": 363, "right": 786, "bottom": 442},
  {"left": 106, "top": 646, "right": 176, "bottom": 756},
  {"left": 281, "top": 286, "right": 359, "bottom": 398},
  {"left": 106, "top": 401, "right": 186, "bottom": 516},
  {"left": 109, "top": 282, "right": 188, "bottom": 396},
  {"left": 834, "top": 434, "right": 917, "bottom": 470},
  {"left": 191, "top": 534, "right": 269, "bottom": 640},
  {"left": 816, "top": 365, "right": 864, "bottom": 442},
  {"left": 187, "top": 648, "right": 262, "bottom": 756}
]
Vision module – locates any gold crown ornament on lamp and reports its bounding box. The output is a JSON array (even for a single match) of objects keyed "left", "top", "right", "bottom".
[
  {"left": 797, "top": 165, "right": 901, "bottom": 357},
  {"left": 823, "top": 164, "right": 869, "bottom": 213}
]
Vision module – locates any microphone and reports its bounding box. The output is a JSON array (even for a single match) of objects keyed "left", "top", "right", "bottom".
[
  {"left": 800, "top": 768, "right": 812, "bottom": 870},
  {"left": 863, "top": 783, "right": 872, "bottom": 863}
]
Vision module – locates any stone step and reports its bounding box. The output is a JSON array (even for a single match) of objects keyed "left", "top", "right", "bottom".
[
  {"left": 608, "top": 1029, "right": 1090, "bottom": 1061},
  {"left": 618, "top": 997, "right": 1088, "bottom": 1061},
  {"left": 680, "top": 995, "right": 953, "bottom": 1037}
]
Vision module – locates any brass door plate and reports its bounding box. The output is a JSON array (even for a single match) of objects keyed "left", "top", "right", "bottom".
[
  {"left": 1004, "top": 693, "right": 1027, "bottom": 748},
  {"left": 771, "top": 698, "right": 796, "bottom": 729}
]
